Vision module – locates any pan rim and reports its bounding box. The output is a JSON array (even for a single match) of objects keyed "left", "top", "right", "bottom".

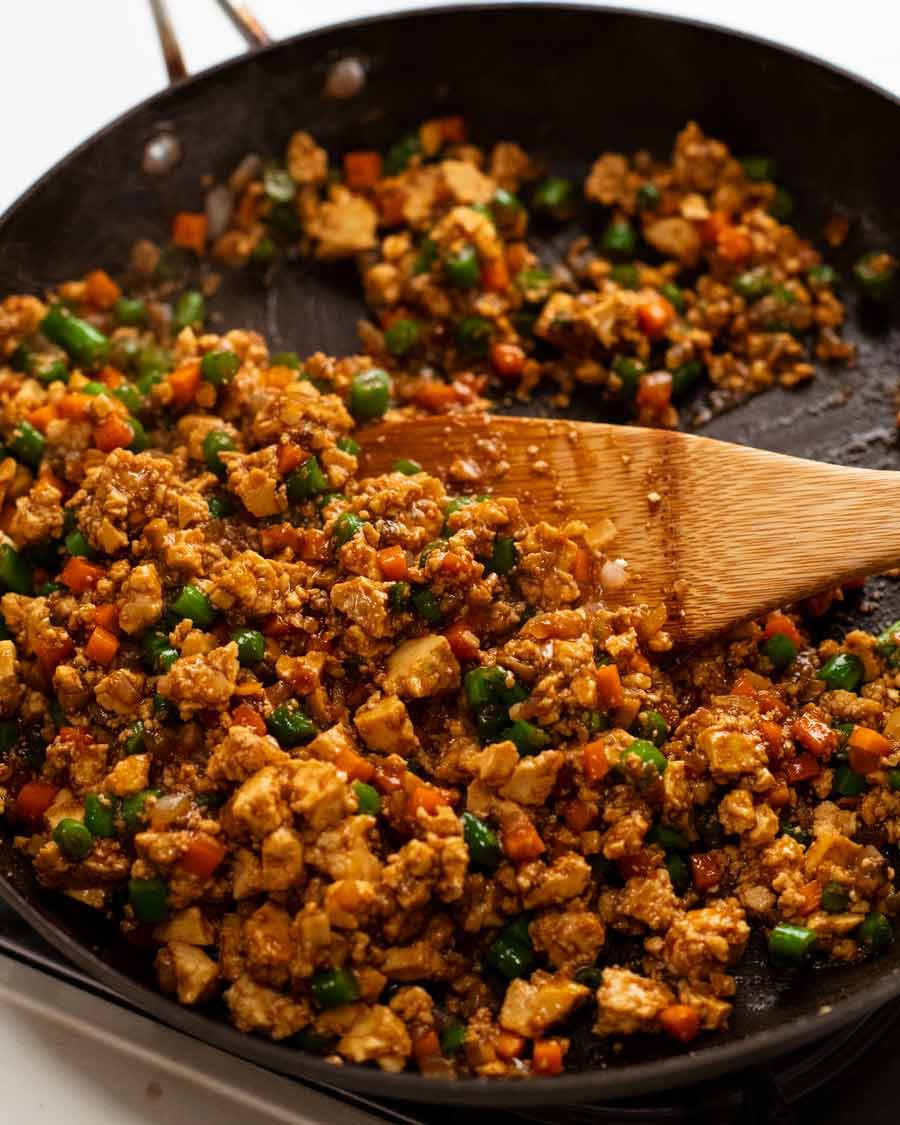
[{"left": 2, "top": 1, "right": 900, "bottom": 1106}]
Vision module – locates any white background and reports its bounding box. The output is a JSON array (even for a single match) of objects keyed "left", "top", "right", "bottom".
[{"left": 1, "top": 2, "right": 898, "bottom": 1122}]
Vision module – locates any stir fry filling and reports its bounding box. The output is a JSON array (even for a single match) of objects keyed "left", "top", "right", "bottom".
[{"left": 0, "top": 117, "right": 897, "bottom": 1080}]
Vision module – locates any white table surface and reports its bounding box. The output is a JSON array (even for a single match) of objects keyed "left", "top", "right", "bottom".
[{"left": 1, "top": 1, "right": 898, "bottom": 1121}]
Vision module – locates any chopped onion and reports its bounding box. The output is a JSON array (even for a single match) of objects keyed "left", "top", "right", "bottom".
[
  {"left": 322, "top": 56, "right": 366, "bottom": 100},
  {"left": 149, "top": 792, "right": 190, "bottom": 830},
  {"left": 205, "top": 184, "right": 234, "bottom": 241},
  {"left": 229, "top": 153, "right": 263, "bottom": 195},
  {"left": 601, "top": 558, "right": 629, "bottom": 592},
  {"left": 142, "top": 131, "right": 182, "bottom": 176}
]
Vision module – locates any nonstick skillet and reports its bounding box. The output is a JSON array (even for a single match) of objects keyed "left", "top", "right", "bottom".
[{"left": 2, "top": 3, "right": 900, "bottom": 1107}]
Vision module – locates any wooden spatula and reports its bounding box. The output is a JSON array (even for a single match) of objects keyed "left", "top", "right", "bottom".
[{"left": 359, "top": 414, "right": 898, "bottom": 645}]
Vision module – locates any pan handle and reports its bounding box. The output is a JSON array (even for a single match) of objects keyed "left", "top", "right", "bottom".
[{"left": 147, "top": 0, "right": 269, "bottom": 85}]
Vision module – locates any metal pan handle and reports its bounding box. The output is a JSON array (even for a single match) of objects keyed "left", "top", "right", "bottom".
[{"left": 148, "top": 0, "right": 269, "bottom": 85}]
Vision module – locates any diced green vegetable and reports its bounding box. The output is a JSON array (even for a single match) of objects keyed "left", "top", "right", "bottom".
[
  {"left": 0, "top": 545, "right": 31, "bottom": 595},
  {"left": 388, "top": 581, "right": 411, "bottom": 612},
  {"left": 876, "top": 620, "right": 900, "bottom": 667},
  {"left": 671, "top": 360, "right": 703, "bottom": 398},
  {"left": 573, "top": 966, "right": 603, "bottom": 988},
  {"left": 336, "top": 435, "right": 360, "bottom": 456},
  {"left": 888, "top": 768, "right": 900, "bottom": 792},
  {"left": 349, "top": 369, "right": 390, "bottom": 421},
  {"left": 412, "top": 587, "right": 441, "bottom": 624},
  {"left": 413, "top": 237, "right": 438, "bottom": 275},
  {"left": 440, "top": 1022, "right": 467, "bottom": 1055},
  {"left": 647, "top": 823, "right": 689, "bottom": 851},
  {"left": 768, "top": 921, "right": 817, "bottom": 964},
  {"left": 286, "top": 456, "right": 328, "bottom": 502},
  {"left": 64, "top": 530, "right": 96, "bottom": 559},
  {"left": 444, "top": 245, "right": 480, "bottom": 289},
  {"left": 232, "top": 628, "right": 265, "bottom": 667},
  {"left": 733, "top": 268, "right": 773, "bottom": 300},
  {"left": 141, "top": 631, "right": 178, "bottom": 674},
  {"left": 41, "top": 305, "right": 109, "bottom": 367},
  {"left": 267, "top": 701, "right": 316, "bottom": 747},
  {"left": 457, "top": 315, "right": 494, "bottom": 356},
  {"left": 818, "top": 652, "right": 864, "bottom": 692},
  {"left": 808, "top": 264, "right": 839, "bottom": 288},
  {"left": 385, "top": 318, "right": 421, "bottom": 356},
  {"left": 124, "top": 720, "right": 146, "bottom": 756},
  {"left": 153, "top": 693, "right": 177, "bottom": 721},
  {"left": 128, "top": 876, "right": 168, "bottom": 923},
  {"left": 487, "top": 915, "right": 535, "bottom": 979},
  {"left": 610, "top": 263, "right": 639, "bottom": 289},
  {"left": 620, "top": 738, "right": 667, "bottom": 777},
  {"left": 383, "top": 134, "right": 421, "bottom": 176},
  {"left": 659, "top": 281, "right": 685, "bottom": 313},
  {"left": 821, "top": 881, "right": 850, "bottom": 913},
  {"left": 858, "top": 911, "right": 892, "bottom": 949},
  {"left": 763, "top": 633, "right": 798, "bottom": 669},
  {"left": 502, "top": 719, "right": 550, "bottom": 756},
  {"left": 311, "top": 967, "right": 361, "bottom": 1008},
  {"left": 393, "top": 459, "right": 422, "bottom": 475},
  {"left": 532, "top": 177, "right": 574, "bottom": 220},
  {"left": 600, "top": 220, "right": 637, "bottom": 258},
  {"left": 200, "top": 350, "right": 240, "bottom": 385},
  {"left": 486, "top": 535, "right": 518, "bottom": 575},
  {"left": 611, "top": 355, "right": 645, "bottom": 398},
  {"left": 113, "top": 383, "right": 145, "bottom": 415},
  {"left": 833, "top": 763, "right": 867, "bottom": 797},
  {"left": 202, "top": 430, "right": 236, "bottom": 475},
  {"left": 635, "top": 710, "right": 669, "bottom": 747},
  {"left": 9, "top": 421, "right": 45, "bottom": 469},
  {"left": 665, "top": 852, "right": 690, "bottom": 894},
  {"left": 83, "top": 793, "right": 117, "bottom": 838},
  {"left": 172, "top": 584, "right": 216, "bottom": 628},
  {"left": 333, "top": 511, "right": 365, "bottom": 547},
  {"left": 353, "top": 781, "right": 380, "bottom": 816},
  {"left": 461, "top": 811, "right": 501, "bottom": 867},
  {"left": 173, "top": 290, "right": 206, "bottom": 331},
  {"left": 52, "top": 817, "right": 93, "bottom": 860},
  {"left": 636, "top": 182, "right": 661, "bottom": 210},
  {"left": 741, "top": 155, "right": 777, "bottom": 182},
  {"left": 114, "top": 297, "right": 147, "bottom": 326}
]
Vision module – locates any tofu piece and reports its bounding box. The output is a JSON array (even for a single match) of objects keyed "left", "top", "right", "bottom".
[
  {"left": 383, "top": 635, "right": 460, "bottom": 698},
  {"left": 354, "top": 694, "right": 420, "bottom": 755},
  {"left": 499, "top": 973, "right": 589, "bottom": 1038},
  {"left": 229, "top": 766, "right": 289, "bottom": 838},
  {"left": 155, "top": 942, "right": 219, "bottom": 1005}
]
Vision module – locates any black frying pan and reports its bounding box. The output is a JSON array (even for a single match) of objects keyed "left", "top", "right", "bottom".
[{"left": 2, "top": 4, "right": 900, "bottom": 1107}]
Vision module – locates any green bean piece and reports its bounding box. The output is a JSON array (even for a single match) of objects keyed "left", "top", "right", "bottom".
[
  {"left": 232, "top": 628, "right": 265, "bottom": 667},
  {"left": 200, "top": 350, "right": 240, "bottom": 386},
  {"left": 383, "top": 134, "right": 421, "bottom": 176},
  {"left": 120, "top": 789, "right": 161, "bottom": 831},
  {"left": 352, "top": 781, "right": 380, "bottom": 816},
  {"left": 333, "top": 512, "right": 365, "bottom": 547},
  {"left": 768, "top": 921, "right": 817, "bottom": 965},
  {"left": 440, "top": 1023, "right": 467, "bottom": 1055},
  {"left": 393, "top": 459, "right": 422, "bottom": 475},
  {"left": 83, "top": 793, "right": 117, "bottom": 838},
  {"left": 349, "top": 369, "right": 390, "bottom": 421},
  {"left": 620, "top": 738, "right": 668, "bottom": 777},
  {"left": 487, "top": 535, "right": 518, "bottom": 576},
  {"left": 486, "top": 916, "right": 535, "bottom": 979},
  {"left": 336, "top": 435, "right": 360, "bottom": 456},
  {"left": 267, "top": 701, "right": 316, "bottom": 747},
  {"left": 128, "top": 876, "right": 169, "bottom": 923},
  {"left": 0, "top": 545, "right": 32, "bottom": 595},
  {"left": 172, "top": 584, "right": 216, "bottom": 628},
  {"left": 311, "top": 966, "right": 361, "bottom": 1008},
  {"left": 286, "top": 457, "right": 328, "bottom": 502},
  {"left": 444, "top": 245, "right": 480, "bottom": 289},
  {"left": 41, "top": 305, "right": 109, "bottom": 367},
  {"left": 611, "top": 355, "right": 645, "bottom": 398},
  {"left": 52, "top": 818, "right": 93, "bottom": 860},
  {"left": 113, "top": 383, "right": 145, "bottom": 415},
  {"left": 635, "top": 710, "right": 669, "bottom": 747},
  {"left": 114, "top": 297, "right": 147, "bottom": 326},
  {"left": 202, "top": 430, "right": 236, "bottom": 476},
  {"left": 384, "top": 318, "right": 421, "bottom": 357},
  {"left": 600, "top": 220, "right": 637, "bottom": 258},
  {"left": 763, "top": 633, "right": 798, "bottom": 670},
  {"left": 9, "top": 421, "right": 45, "bottom": 469},
  {"left": 741, "top": 155, "right": 777, "bottom": 182},
  {"left": 858, "top": 911, "right": 892, "bottom": 950},
  {"left": 33, "top": 358, "right": 69, "bottom": 384},
  {"left": 502, "top": 719, "right": 550, "bottom": 756},
  {"left": 412, "top": 588, "right": 441, "bottom": 624},
  {"left": 65, "top": 530, "right": 96, "bottom": 559},
  {"left": 173, "top": 290, "right": 206, "bottom": 331},
  {"left": 818, "top": 653, "right": 864, "bottom": 693},
  {"left": 821, "top": 881, "right": 850, "bottom": 913},
  {"left": 461, "top": 811, "right": 501, "bottom": 867},
  {"left": 636, "top": 182, "right": 661, "bottom": 210},
  {"left": 532, "top": 177, "right": 574, "bottom": 220}
]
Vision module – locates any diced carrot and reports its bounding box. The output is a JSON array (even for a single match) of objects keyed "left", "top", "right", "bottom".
[
  {"left": 14, "top": 780, "right": 59, "bottom": 826},
  {"left": 495, "top": 1031, "right": 526, "bottom": 1060},
  {"left": 58, "top": 393, "right": 91, "bottom": 420},
  {"left": 333, "top": 745, "right": 375, "bottom": 783},
  {"left": 797, "top": 879, "right": 822, "bottom": 916},
  {"left": 343, "top": 151, "right": 383, "bottom": 191},
  {"left": 792, "top": 713, "right": 838, "bottom": 758},
  {"left": 532, "top": 1039, "right": 565, "bottom": 1076},
  {"left": 412, "top": 1029, "right": 442, "bottom": 1068},
  {"left": 408, "top": 781, "right": 452, "bottom": 819},
  {"left": 93, "top": 603, "right": 119, "bottom": 632},
  {"left": 437, "top": 116, "right": 466, "bottom": 143},
  {"left": 178, "top": 834, "right": 226, "bottom": 878},
  {"left": 98, "top": 365, "right": 126, "bottom": 389},
  {"left": 276, "top": 442, "right": 304, "bottom": 475},
  {"left": 440, "top": 552, "right": 463, "bottom": 576},
  {"left": 481, "top": 258, "right": 509, "bottom": 292},
  {"left": 260, "top": 524, "right": 301, "bottom": 555},
  {"left": 717, "top": 225, "right": 753, "bottom": 263},
  {"left": 372, "top": 545, "right": 406, "bottom": 583},
  {"left": 759, "top": 720, "right": 785, "bottom": 756},
  {"left": 700, "top": 210, "right": 731, "bottom": 245},
  {"left": 618, "top": 849, "right": 656, "bottom": 879},
  {"left": 299, "top": 528, "right": 330, "bottom": 562},
  {"left": 489, "top": 342, "right": 526, "bottom": 381},
  {"left": 60, "top": 556, "right": 105, "bottom": 594},
  {"left": 33, "top": 635, "right": 74, "bottom": 674},
  {"left": 848, "top": 725, "right": 892, "bottom": 757},
  {"left": 637, "top": 294, "right": 675, "bottom": 339},
  {"left": 413, "top": 380, "right": 459, "bottom": 411},
  {"left": 232, "top": 703, "right": 266, "bottom": 736},
  {"left": 84, "top": 626, "right": 119, "bottom": 666},
  {"left": 261, "top": 614, "right": 292, "bottom": 637},
  {"left": 690, "top": 852, "right": 724, "bottom": 891},
  {"left": 757, "top": 690, "right": 790, "bottom": 720},
  {"left": 731, "top": 673, "right": 758, "bottom": 697},
  {"left": 636, "top": 370, "right": 673, "bottom": 409},
  {"left": 27, "top": 405, "right": 57, "bottom": 434},
  {"left": 93, "top": 414, "right": 134, "bottom": 453},
  {"left": 371, "top": 758, "right": 407, "bottom": 794},
  {"left": 659, "top": 1005, "right": 701, "bottom": 1045},
  {"left": 166, "top": 362, "right": 201, "bottom": 410},
  {"left": 784, "top": 753, "right": 820, "bottom": 785},
  {"left": 768, "top": 781, "right": 791, "bottom": 809},
  {"left": 763, "top": 613, "right": 803, "bottom": 648},
  {"left": 84, "top": 269, "right": 121, "bottom": 310},
  {"left": 583, "top": 739, "right": 611, "bottom": 785},
  {"left": 171, "top": 211, "right": 208, "bottom": 254},
  {"left": 378, "top": 188, "right": 407, "bottom": 226},
  {"left": 444, "top": 619, "right": 481, "bottom": 662},
  {"left": 573, "top": 546, "right": 592, "bottom": 583},
  {"left": 502, "top": 820, "right": 545, "bottom": 862},
  {"left": 562, "top": 798, "right": 597, "bottom": 832},
  {"left": 595, "top": 663, "right": 624, "bottom": 709}
]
